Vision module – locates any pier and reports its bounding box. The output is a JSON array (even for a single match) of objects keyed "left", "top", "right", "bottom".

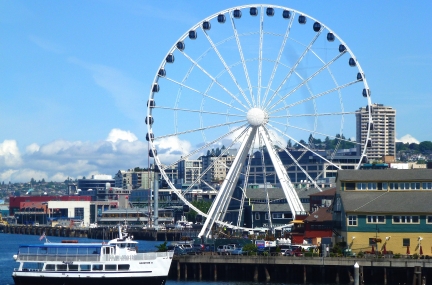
[
  {"left": 170, "top": 254, "right": 431, "bottom": 284},
  {"left": 0, "top": 224, "right": 200, "bottom": 241}
]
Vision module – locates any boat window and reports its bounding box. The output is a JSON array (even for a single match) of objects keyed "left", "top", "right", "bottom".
[
  {"left": 92, "top": 264, "right": 103, "bottom": 271},
  {"left": 56, "top": 264, "right": 67, "bottom": 271},
  {"left": 118, "top": 264, "right": 130, "bottom": 271},
  {"left": 105, "top": 264, "right": 117, "bottom": 271},
  {"left": 120, "top": 243, "right": 126, "bottom": 248},
  {"left": 45, "top": 264, "right": 55, "bottom": 271},
  {"left": 68, "top": 264, "right": 79, "bottom": 271},
  {"left": 80, "top": 264, "right": 91, "bottom": 271}
]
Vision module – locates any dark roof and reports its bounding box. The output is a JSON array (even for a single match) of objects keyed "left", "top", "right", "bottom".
[
  {"left": 309, "top": 188, "right": 336, "bottom": 197},
  {"left": 303, "top": 207, "right": 332, "bottom": 222},
  {"left": 246, "top": 187, "right": 321, "bottom": 199},
  {"left": 339, "top": 191, "right": 432, "bottom": 213},
  {"left": 336, "top": 169, "right": 432, "bottom": 182},
  {"left": 252, "top": 203, "right": 290, "bottom": 212}
]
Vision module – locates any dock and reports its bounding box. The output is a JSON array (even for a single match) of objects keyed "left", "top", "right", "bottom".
[
  {"left": 0, "top": 224, "right": 200, "bottom": 241},
  {"left": 171, "top": 254, "right": 431, "bottom": 284}
]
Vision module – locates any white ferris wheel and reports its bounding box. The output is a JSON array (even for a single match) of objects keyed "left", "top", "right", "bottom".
[{"left": 146, "top": 5, "right": 373, "bottom": 238}]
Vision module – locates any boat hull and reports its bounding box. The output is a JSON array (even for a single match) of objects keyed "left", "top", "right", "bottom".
[{"left": 13, "top": 275, "right": 167, "bottom": 285}]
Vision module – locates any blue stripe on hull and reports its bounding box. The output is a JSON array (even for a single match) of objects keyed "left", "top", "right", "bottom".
[{"left": 13, "top": 276, "right": 167, "bottom": 285}]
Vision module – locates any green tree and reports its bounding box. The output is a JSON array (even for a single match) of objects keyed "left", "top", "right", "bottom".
[
  {"left": 419, "top": 141, "right": 432, "bottom": 152},
  {"left": 155, "top": 241, "right": 168, "bottom": 252},
  {"left": 186, "top": 200, "right": 212, "bottom": 222}
]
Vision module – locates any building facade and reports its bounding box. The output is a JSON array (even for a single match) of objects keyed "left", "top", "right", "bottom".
[
  {"left": 334, "top": 169, "right": 432, "bottom": 255},
  {"left": 356, "top": 104, "right": 396, "bottom": 161}
]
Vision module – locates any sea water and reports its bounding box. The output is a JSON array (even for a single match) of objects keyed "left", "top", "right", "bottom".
[{"left": 0, "top": 233, "right": 351, "bottom": 285}]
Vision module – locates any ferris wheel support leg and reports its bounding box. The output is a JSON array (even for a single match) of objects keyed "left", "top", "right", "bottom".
[
  {"left": 259, "top": 127, "right": 304, "bottom": 219},
  {"left": 198, "top": 127, "right": 257, "bottom": 238}
]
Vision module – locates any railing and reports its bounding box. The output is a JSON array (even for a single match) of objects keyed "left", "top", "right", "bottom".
[{"left": 17, "top": 251, "right": 173, "bottom": 263}]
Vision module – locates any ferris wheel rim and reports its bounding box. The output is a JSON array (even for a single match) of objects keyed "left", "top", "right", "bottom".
[{"left": 146, "top": 4, "right": 373, "bottom": 234}]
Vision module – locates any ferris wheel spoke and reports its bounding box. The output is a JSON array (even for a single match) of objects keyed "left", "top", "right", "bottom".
[
  {"left": 259, "top": 127, "right": 304, "bottom": 218},
  {"left": 160, "top": 124, "right": 247, "bottom": 171},
  {"left": 229, "top": 12, "right": 255, "bottom": 107},
  {"left": 257, "top": 6, "right": 264, "bottom": 107},
  {"left": 236, "top": 133, "right": 257, "bottom": 228},
  {"left": 263, "top": 28, "right": 324, "bottom": 111},
  {"left": 266, "top": 51, "right": 346, "bottom": 111},
  {"left": 277, "top": 142, "right": 322, "bottom": 191},
  {"left": 267, "top": 123, "right": 343, "bottom": 169},
  {"left": 199, "top": 127, "right": 258, "bottom": 238},
  {"left": 179, "top": 51, "right": 251, "bottom": 111},
  {"left": 201, "top": 28, "right": 254, "bottom": 109},
  {"left": 268, "top": 79, "right": 361, "bottom": 115},
  {"left": 258, "top": 132, "right": 274, "bottom": 229},
  {"left": 268, "top": 119, "right": 360, "bottom": 145},
  {"left": 155, "top": 106, "right": 244, "bottom": 118},
  {"left": 183, "top": 127, "right": 251, "bottom": 196},
  {"left": 271, "top": 110, "right": 358, "bottom": 119},
  {"left": 261, "top": 12, "right": 295, "bottom": 107},
  {"left": 155, "top": 119, "right": 246, "bottom": 140},
  {"left": 164, "top": 77, "right": 247, "bottom": 113}
]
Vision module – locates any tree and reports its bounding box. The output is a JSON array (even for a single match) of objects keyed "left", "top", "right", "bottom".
[
  {"left": 155, "top": 241, "right": 168, "bottom": 252},
  {"left": 287, "top": 139, "right": 292, "bottom": 148},
  {"left": 419, "top": 141, "right": 432, "bottom": 152}
]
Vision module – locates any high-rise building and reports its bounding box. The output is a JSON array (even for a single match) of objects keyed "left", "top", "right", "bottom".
[
  {"left": 356, "top": 103, "right": 396, "bottom": 161},
  {"left": 177, "top": 159, "right": 202, "bottom": 186}
]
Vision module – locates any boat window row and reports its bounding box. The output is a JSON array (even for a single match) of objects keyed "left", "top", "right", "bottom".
[
  {"left": 19, "top": 245, "right": 102, "bottom": 255},
  {"left": 343, "top": 182, "right": 432, "bottom": 191},
  {"left": 43, "top": 263, "right": 130, "bottom": 271}
]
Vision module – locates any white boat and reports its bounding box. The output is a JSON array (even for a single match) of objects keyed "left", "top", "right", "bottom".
[{"left": 12, "top": 224, "right": 174, "bottom": 285}]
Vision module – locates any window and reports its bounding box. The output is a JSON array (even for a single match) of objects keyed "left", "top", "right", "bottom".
[
  {"left": 427, "top": 216, "right": 432, "bottom": 224},
  {"left": 255, "top": 213, "right": 260, "bottom": 220},
  {"left": 347, "top": 215, "right": 357, "bottom": 226},
  {"left": 105, "top": 264, "right": 116, "bottom": 271},
  {"left": 422, "top": 182, "right": 432, "bottom": 190},
  {"left": 411, "top": 183, "right": 420, "bottom": 190},
  {"left": 92, "top": 264, "right": 103, "bottom": 271},
  {"left": 403, "top": 238, "right": 410, "bottom": 246},
  {"left": 399, "top": 182, "right": 410, "bottom": 190},
  {"left": 356, "top": 183, "right": 367, "bottom": 190},
  {"left": 368, "top": 182, "right": 377, "bottom": 190},
  {"left": 367, "top": 215, "right": 385, "bottom": 223},
  {"left": 393, "top": 215, "right": 420, "bottom": 224},
  {"left": 264, "top": 213, "right": 269, "bottom": 220},
  {"left": 381, "top": 182, "right": 388, "bottom": 190},
  {"left": 272, "top": 213, "right": 283, "bottom": 219},
  {"left": 345, "top": 183, "right": 355, "bottom": 191},
  {"left": 389, "top": 183, "right": 398, "bottom": 190},
  {"left": 80, "top": 265, "right": 91, "bottom": 271},
  {"left": 118, "top": 264, "right": 130, "bottom": 271}
]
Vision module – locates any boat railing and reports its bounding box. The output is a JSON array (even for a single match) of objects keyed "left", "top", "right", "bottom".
[
  {"left": 101, "top": 251, "right": 173, "bottom": 262},
  {"left": 17, "top": 251, "right": 173, "bottom": 262},
  {"left": 17, "top": 254, "right": 100, "bottom": 262}
]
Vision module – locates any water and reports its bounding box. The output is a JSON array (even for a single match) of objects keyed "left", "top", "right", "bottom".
[{"left": 0, "top": 233, "right": 346, "bottom": 285}]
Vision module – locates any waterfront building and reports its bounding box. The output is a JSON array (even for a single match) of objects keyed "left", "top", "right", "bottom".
[
  {"left": 200, "top": 150, "right": 236, "bottom": 189},
  {"left": 356, "top": 103, "right": 396, "bottom": 162},
  {"left": 333, "top": 168, "right": 432, "bottom": 255},
  {"left": 246, "top": 149, "right": 360, "bottom": 185},
  {"left": 177, "top": 159, "right": 202, "bottom": 186},
  {"left": 77, "top": 174, "right": 115, "bottom": 201}
]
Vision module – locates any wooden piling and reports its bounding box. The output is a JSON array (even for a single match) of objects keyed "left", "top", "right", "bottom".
[{"left": 264, "top": 266, "right": 270, "bottom": 282}]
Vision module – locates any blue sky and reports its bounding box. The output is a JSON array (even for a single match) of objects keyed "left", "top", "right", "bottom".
[{"left": 1, "top": 1, "right": 431, "bottom": 183}]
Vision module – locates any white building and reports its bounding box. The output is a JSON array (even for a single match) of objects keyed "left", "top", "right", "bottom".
[{"left": 356, "top": 103, "right": 396, "bottom": 161}]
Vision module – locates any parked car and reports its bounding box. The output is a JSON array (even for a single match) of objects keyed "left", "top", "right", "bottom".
[
  {"left": 217, "top": 245, "right": 234, "bottom": 255},
  {"left": 167, "top": 245, "right": 186, "bottom": 256},
  {"left": 231, "top": 247, "right": 244, "bottom": 255}
]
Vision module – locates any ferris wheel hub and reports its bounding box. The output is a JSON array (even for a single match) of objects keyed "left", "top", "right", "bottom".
[{"left": 247, "top": 108, "right": 268, "bottom": 127}]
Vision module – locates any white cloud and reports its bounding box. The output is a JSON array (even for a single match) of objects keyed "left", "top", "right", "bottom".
[
  {"left": 396, "top": 134, "right": 419, "bottom": 144},
  {"left": 26, "top": 143, "right": 40, "bottom": 154},
  {"left": 0, "top": 140, "right": 22, "bottom": 167},
  {"left": 106, "top": 128, "right": 138, "bottom": 143}
]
